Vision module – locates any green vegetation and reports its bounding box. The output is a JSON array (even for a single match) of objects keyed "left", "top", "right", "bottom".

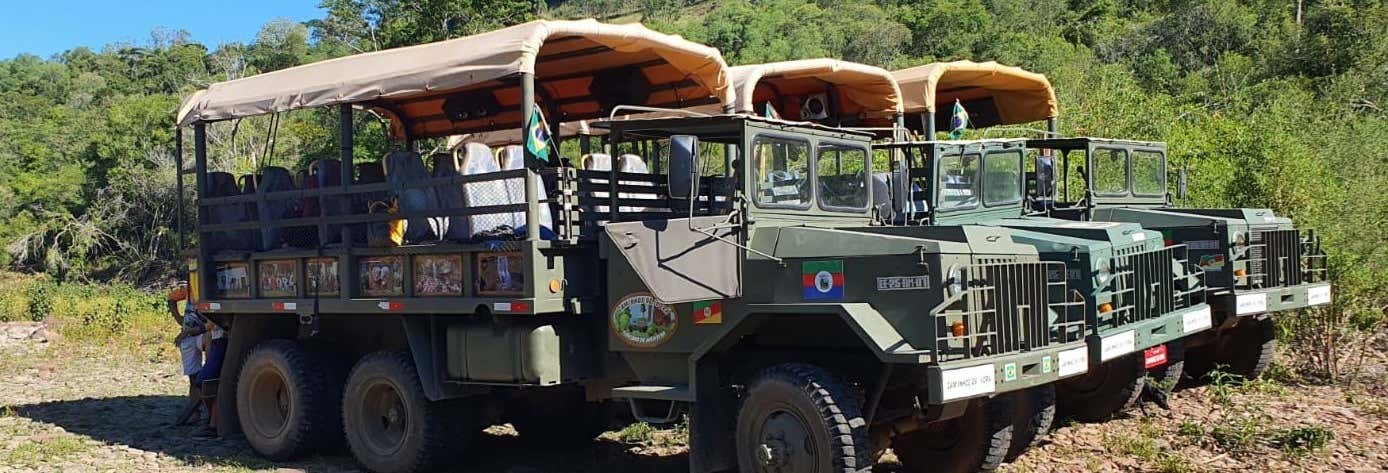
[
  {"left": 0, "top": 433, "right": 95, "bottom": 468},
  {"left": 0, "top": 1, "right": 1382, "bottom": 373}
]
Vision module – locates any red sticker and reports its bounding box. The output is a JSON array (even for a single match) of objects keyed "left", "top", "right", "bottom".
[{"left": 1143, "top": 345, "right": 1168, "bottom": 369}]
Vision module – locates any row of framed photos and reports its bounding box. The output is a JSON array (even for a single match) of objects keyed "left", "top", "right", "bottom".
[{"left": 213, "top": 252, "right": 525, "bottom": 299}]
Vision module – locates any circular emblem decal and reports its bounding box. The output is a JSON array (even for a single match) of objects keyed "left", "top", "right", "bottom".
[
  {"left": 611, "top": 293, "right": 678, "bottom": 348},
  {"left": 815, "top": 270, "right": 834, "bottom": 293}
]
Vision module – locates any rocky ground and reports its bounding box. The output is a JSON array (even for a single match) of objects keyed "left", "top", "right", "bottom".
[{"left": 1, "top": 321, "right": 1385, "bottom": 473}]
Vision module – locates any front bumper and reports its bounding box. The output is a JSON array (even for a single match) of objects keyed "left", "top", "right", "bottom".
[
  {"left": 1209, "top": 282, "right": 1332, "bottom": 323},
  {"left": 923, "top": 342, "right": 1090, "bottom": 405},
  {"left": 1086, "top": 304, "right": 1213, "bottom": 367}
]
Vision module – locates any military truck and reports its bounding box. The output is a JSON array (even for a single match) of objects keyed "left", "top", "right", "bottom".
[
  {"left": 1023, "top": 137, "right": 1331, "bottom": 381},
  {"left": 888, "top": 59, "right": 1326, "bottom": 384},
  {"left": 729, "top": 60, "right": 1212, "bottom": 428},
  {"left": 173, "top": 21, "right": 1093, "bottom": 473}
]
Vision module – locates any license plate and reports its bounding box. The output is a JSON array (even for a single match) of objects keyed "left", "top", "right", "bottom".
[
  {"left": 1307, "top": 285, "right": 1332, "bottom": 306},
  {"left": 1058, "top": 347, "right": 1089, "bottom": 377},
  {"left": 1183, "top": 306, "right": 1212, "bottom": 333},
  {"left": 1236, "top": 292, "right": 1268, "bottom": 315},
  {"left": 939, "top": 364, "right": 996, "bottom": 401},
  {"left": 1100, "top": 330, "right": 1136, "bottom": 361}
]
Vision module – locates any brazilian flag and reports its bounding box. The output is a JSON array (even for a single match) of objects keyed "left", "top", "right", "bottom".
[
  {"left": 948, "top": 99, "right": 969, "bottom": 140},
  {"left": 525, "top": 106, "right": 551, "bottom": 163}
]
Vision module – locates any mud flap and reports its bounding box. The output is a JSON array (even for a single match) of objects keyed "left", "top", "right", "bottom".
[{"left": 690, "top": 357, "right": 736, "bottom": 473}]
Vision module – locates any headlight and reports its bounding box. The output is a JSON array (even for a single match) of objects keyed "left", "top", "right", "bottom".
[
  {"left": 1233, "top": 231, "right": 1247, "bottom": 247},
  {"left": 1094, "top": 261, "right": 1114, "bottom": 288},
  {"left": 946, "top": 265, "right": 965, "bottom": 296}
]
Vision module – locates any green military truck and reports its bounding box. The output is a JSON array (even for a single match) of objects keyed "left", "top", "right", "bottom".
[
  {"left": 1024, "top": 137, "right": 1331, "bottom": 381},
  {"left": 888, "top": 60, "right": 1324, "bottom": 384},
  {"left": 874, "top": 137, "right": 1210, "bottom": 420},
  {"left": 174, "top": 21, "right": 1095, "bottom": 473}
]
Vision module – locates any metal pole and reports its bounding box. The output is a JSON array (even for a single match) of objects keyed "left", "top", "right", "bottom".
[
  {"left": 194, "top": 123, "right": 213, "bottom": 298},
  {"left": 925, "top": 112, "right": 936, "bottom": 139},
  {"left": 175, "top": 127, "right": 184, "bottom": 260},
  {"left": 340, "top": 104, "right": 354, "bottom": 246},
  {"left": 1047, "top": 118, "right": 1058, "bottom": 138},
  {"left": 521, "top": 73, "right": 540, "bottom": 242}
]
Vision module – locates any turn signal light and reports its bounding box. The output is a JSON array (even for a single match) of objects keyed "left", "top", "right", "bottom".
[
  {"left": 1234, "top": 269, "right": 1247, "bottom": 277},
  {"left": 951, "top": 321, "right": 966, "bottom": 337},
  {"left": 1099, "top": 303, "right": 1114, "bottom": 313}
]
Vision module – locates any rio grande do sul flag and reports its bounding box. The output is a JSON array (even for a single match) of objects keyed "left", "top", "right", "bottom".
[
  {"left": 802, "top": 260, "right": 844, "bottom": 300},
  {"left": 693, "top": 300, "right": 723, "bottom": 324}
]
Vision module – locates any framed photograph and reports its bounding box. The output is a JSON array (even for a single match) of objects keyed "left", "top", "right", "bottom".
[
  {"left": 359, "top": 256, "right": 404, "bottom": 297},
  {"left": 258, "top": 260, "right": 299, "bottom": 298},
  {"left": 413, "top": 254, "right": 463, "bottom": 297},
  {"left": 214, "top": 262, "right": 251, "bottom": 299},
  {"left": 476, "top": 252, "right": 524, "bottom": 296},
  {"left": 306, "top": 258, "right": 340, "bottom": 297}
]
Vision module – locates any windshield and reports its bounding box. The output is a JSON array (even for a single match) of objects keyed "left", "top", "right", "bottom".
[
  {"left": 1091, "top": 147, "right": 1128, "bottom": 195},
  {"left": 752, "top": 136, "right": 811, "bottom": 208},
  {"left": 1132, "top": 150, "right": 1165, "bottom": 196},
  {"left": 937, "top": 153, "right": 980, "bottom": 211},
  {"left": 817, "top": 144, "right": 869, "bottom": 210},
  {"left": 983, "top": 150, "right": 1023, "bottom": 206}
]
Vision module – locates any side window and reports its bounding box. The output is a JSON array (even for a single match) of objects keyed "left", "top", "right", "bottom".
[
  {"left": 1131, "top": 150, "right": 1165, "bottom": 196},
  {"left": 938, "top": 153, "right": 980, "bottom": 211},
  {"left": 817, "top": 145, "right": 869, "bottom": 210},
  {"left": 752, "top": 137, "right": 811, "bottom": 208},
  {"left": 1091, "top": 148, "right": 1128, "bottom": 195},
  {"left": 983, "top": 150, "right": 1023, "bottom": 206}
]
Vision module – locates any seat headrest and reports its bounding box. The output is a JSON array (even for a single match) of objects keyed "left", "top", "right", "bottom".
[
  {"left": 618, "top": 154, "right": 650, "bottom": 173},
  {"left": 582, "top": 153, "right": 613, "bottom": 171},
  {"left": 464, "top": 143, "right": 493, "bottom": 166},
  {"left": 498, "top": 145, "right": 524, "bottom": 170}
]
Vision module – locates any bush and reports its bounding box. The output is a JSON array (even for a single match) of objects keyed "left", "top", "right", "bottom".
[{"left": 0, "top": 272, "right": 171, "bottom": 356}]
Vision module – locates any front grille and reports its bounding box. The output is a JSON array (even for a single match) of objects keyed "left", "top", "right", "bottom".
[
  {"left": 1301, "top": 230, "right": 1329, "bottom": 283},
  {"left": 1102, "top": 245, "right": 1205, "bottom": 331},
  {"left": 1252, "top": 229, "right": 1303, "bottom": 288},
  {"left": 930, "top": 261, "right": 1085, "bottom": 363}
]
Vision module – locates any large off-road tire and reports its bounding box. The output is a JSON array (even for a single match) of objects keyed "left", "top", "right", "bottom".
[
  {"left": 508, "top": 389, "right": 609, "bottom": 448},
  {"left": 1184, "top": 317, "right": 1276, "bottom": 385},
  {"left": 1057, "top": 352, "right": 1145, "bottom": 422},
  {"left": 893, "top": 397, "right": 1015, "bottom": 473},
  {"left": 735, "top": 363, "right": 870, "bottom": 473},
  {"left": 235, "top": 339, "right": 343, "bottom": 460},
  {"left": 342, "top": 351, "right": 473, "bottom": 473},
  {"left": 1005, "top": 385, "right": 1057, "bottom": 461}
]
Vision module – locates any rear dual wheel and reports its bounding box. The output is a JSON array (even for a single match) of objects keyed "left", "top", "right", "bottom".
[
  {"left": 342, "top": 351, "right": 475, "bottom": 473},
  {"left": 236, "top": 340, "right": 345, "bottom": 460}
]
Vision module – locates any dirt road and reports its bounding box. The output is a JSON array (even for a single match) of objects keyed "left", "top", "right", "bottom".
[{"left": 1, "top": 322, "right": 1385, "bottom": 472}]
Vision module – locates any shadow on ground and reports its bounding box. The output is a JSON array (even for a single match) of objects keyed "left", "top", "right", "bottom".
[{"left": 11, "top": 395, "right": 688, "bottom": 472}]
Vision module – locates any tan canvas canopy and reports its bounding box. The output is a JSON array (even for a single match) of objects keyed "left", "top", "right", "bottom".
[
  {"left": 893, "top": 60, "right": 1058, "bottom": 128},
  {"left": 177, "top": 19, "right": 732, "bottom": 139},
  {"left": 730, "top": 59, "right": 901, "bottom": 125}
]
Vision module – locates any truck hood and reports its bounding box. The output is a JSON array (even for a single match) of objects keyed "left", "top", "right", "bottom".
[
  {"left": 831, "top": 225, "right": 1040, "bottom": 258},
  {"left": 992, "top": 217, "right": 1161, "bottom": 252}
]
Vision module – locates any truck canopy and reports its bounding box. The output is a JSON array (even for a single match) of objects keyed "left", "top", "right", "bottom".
[
  {"left": 728, "top": 59, "right": 901, "bottom": 126},
  {"left": 894, "top": 60, "right": 1058, "bottom": 130},
  {"left": 176, "top": 19, "right": 733, "bottom": 139}
]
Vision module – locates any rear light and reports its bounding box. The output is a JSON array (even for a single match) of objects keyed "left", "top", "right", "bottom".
[
  {"left": 951, "top": 321, "right": 966, "bottom": 338},
  {"left": 1098, "top": 303, "right": 1114, "bottom": 313},
  {"left": 1234, "top": 269, "right": 1247, "bottom": 277}
]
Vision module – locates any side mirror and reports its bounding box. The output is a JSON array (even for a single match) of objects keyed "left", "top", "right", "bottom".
[
  {"left": 668, "top": 135, "right": 700, "bottom": 201},
  {"left": 1177, "top": 168, "right": 1188, "bottom": 200}
]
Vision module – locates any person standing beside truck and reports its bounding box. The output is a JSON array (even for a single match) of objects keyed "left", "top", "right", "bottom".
[{"left": 167, "top": 281, "right": 205, "bottom": 421}]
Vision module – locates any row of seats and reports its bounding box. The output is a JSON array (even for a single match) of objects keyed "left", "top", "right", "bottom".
[{"left": 205, "top": 143, "right": 563, "bottom": 251}]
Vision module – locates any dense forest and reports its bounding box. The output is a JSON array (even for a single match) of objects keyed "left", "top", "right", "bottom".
[{"left": 0, "top": 0, "right": 1383, "bottom": 359}]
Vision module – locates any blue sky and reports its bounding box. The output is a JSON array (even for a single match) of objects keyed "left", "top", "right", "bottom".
[{"left": 0, "top": 0, "right": 325, "bottom": 59}]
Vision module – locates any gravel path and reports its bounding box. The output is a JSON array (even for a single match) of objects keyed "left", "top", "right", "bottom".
[{"left": 1, "top": 322, "right": 1385, "bottom": 472}]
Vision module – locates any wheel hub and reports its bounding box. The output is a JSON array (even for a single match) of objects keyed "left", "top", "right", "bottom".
[{"left": 754, "top": 410, "right": 815, "bottom": 472}]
